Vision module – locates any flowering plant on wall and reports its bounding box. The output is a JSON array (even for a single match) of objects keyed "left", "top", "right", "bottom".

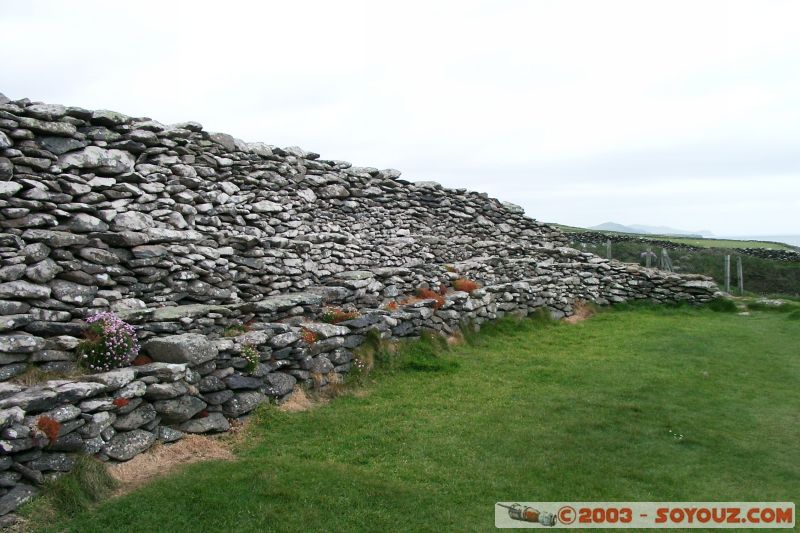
[
  {"left": 76, "top": 312, "right": 140, "bottom": 372},
  {"left": 241, "top": 344, "right": 260, "bottom": 373}
]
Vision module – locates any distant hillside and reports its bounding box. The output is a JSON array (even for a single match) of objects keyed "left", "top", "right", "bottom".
[
  {"left": 629, "top": 224, "right": 714, "bottom": 238},
  {"left": 590, "top": 222, "right": 712, "bottom": 237},
  {"left": 590, "top": 222, "right": 641, "bottom": 234}
]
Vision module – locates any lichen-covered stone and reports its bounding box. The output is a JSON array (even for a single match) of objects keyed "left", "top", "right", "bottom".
[
  {"left": 152, "top": 396, "right": 206, "bottom": 423},
  {"left": 103, "top": 429, "right": 156, "bottom": 461},
  {"left": 176, "top": 412, "right": 229, "bottom": 434},
  {"left": 143, "top": 334, "right": 217, "bottom": 366}
]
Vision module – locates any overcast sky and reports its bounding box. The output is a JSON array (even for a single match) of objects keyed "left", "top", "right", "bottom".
[{"left": 2, "top": 1, "right": 798, "bottom": 235}]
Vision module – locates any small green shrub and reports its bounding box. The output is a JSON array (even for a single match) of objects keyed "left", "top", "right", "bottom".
[
  {"left": 786, "top": 309, "right": 800, "bottom": 320},
  {"left": 707, "top": 298, "right": 738, "bottom": 313},
  {"left": 76, "top": 312, "right": 139, "bottom": 372}
]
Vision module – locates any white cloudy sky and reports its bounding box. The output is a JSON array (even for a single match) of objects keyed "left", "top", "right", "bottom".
[{"left": 2, "top": 0, "right": 798, "bottom": 235}]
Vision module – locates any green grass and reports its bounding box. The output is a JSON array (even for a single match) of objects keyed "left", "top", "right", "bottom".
[
  {"left": 25, "top": 307, "right": 800, "bottom": 532},
  {"left": 657, "top": 236, "right": 793, "bottom": 250},
  {"left": 21, "top": 456, "right": 117, "bottom": 525}
]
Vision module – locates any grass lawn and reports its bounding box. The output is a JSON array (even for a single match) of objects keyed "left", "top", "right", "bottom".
[
  {"left": 657, "top": 237, "right": 793, "bottom": 250},
  {"left": 25, "top": 305, "right": 800, "bottom": 532}
]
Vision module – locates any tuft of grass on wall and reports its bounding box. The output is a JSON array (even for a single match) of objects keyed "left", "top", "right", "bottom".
[
  {"left": 19, "top": 456, "right": 117, "bottom": 527},
  {"left": 373, "top": 331, "right": 459, "bottom": 375}
]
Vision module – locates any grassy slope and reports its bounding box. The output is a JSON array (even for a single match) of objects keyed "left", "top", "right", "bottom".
[
  {"left": 554, "top": 224, "right": 796, "bottom": 250},
  {"left": 29, "top": 307, "right": 800, "bottom": 532}
]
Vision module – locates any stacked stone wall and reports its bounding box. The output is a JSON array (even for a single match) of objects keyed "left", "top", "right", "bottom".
[{"left": 0, "top": 93, "right": 718, "bottom": 519}]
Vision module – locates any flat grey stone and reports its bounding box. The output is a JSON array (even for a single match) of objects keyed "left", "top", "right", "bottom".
[
  {"left": 156, "top": 426, "right": 184, "bottom": 442},
  {"left": 0, "top": 182, "right": 22, "bottom": 199},
  {"left": 78, "top": 411, "right": 116, "bottom": 438},
  {"left": 111, "top": 211, "right": 153, "bottom": 232},
  {"left": 310, "top": 355, "right": 334, "bottom": 374},
  {"left": 317, "top": 184, "right": 349, "bottom": 198},
  {"left": 251, "top": 200, "right": 283, "bottom": 213},
  {"left": 222, "top": 391, "right": 264, "bottom": 417},
  {"left": 197, "top": 375, "right": 225, "bottom": 393},
  {"left": 201, "top": 390, "right": 234, "bottom": 405},
  {"left": 83, "top": 436, "right": 104, "bottom": 455},
  {"left": 269, "top": 331, "right": 300, "bottom": 349},
  {"left": 239, "top": 292, "right": 322, "bottom": 314},
  {"left": 0, "top": 484, "right": 38, "bottom": 515},
  {"left": 38, "top": 404, "right": 81, "bottom": 423},
  {"left": 91, "top": 109, "right": 130, "bottom": 126},
  {"left": 113, "top": 402, "right": 156, "bottom": 431},
  {"left": 0, "top": 407, "right": 24, "bottom": 428},
  {"left": 149, "top": 304, "right": 230, "bottom": 321},
  {"left": 86, "top": 369, "right": 136, "bottom": 391},
  {"left": 0, "top": 333, "right": 45, "bottom": 353},
  {"left": 223, "top": 374, "right": 262, "bottom": 390},
  {"left": 176, "top": 412, "right": 229, "bottom": 434},
  {"left": 263, "top": 373, "right": 296, "bottom": 397},
  {"left": 0, "top": 389, "right": 57, "bottom": 412},
  {"left": 0, "top": 438, "right": 34, "bottom": 454},
  {"left": 103, "top": 429, "right": 156, "bottom": 461},
  {"left": 302, "top": 322, "right": 350, "bottom": 339},
  {"left": 26, "top": 104, "right": 66, "bottom": 120},
  {"left": 143, "top": 334, "right": 217, "bottom": 366},
  {"left": 58, "top": 146, "right": 135, "bottom": 175},
  {"left": 28, "top": 452, "right": 74, "bottom": 472},
  {"left": 49, "top": 431, "right": 85, "bottom": 452},
  {"left": 37, "top": 136, "right": 88, "bottom": 155},
  {"left": 54, "top": 381, "right": 106, "bottom": 403},
  {"left": 152, "top": 396, "right": 206, "bottom": 423},
  {"left": 66, "top": 213, "right": 108, "bottom": 233},
  {"left": 0, "top": 132, "right": 12, "bottom": 150},
  {"left": 0, "top": 281, "right": 50, "bottom": 300},
  {"left": 144, "top": 382, "right": 188, "bottom": 400},
  {"left": 132, "top": 363, "right": 187, "bottom": 381},
  {"left": 25, "top": 258, "right": 62, "bottom": 283},
  {"left": 20, "top": 229, "right": 88, "bottom": 248}
]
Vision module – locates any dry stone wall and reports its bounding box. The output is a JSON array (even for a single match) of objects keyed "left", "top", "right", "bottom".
[{"left": 0, "top": 93, "right": 719, "bottom": 521}]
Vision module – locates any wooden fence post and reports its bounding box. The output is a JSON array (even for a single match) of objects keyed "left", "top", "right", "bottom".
[
  {"left": 660, "top": 248, "right": 673, "bottom": 272},
  {"left": 737, "top": 256, "right": 744, "bottom": 295},
  {"left": 724, "top": 255, "right": 731, "bottom": 293}
]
